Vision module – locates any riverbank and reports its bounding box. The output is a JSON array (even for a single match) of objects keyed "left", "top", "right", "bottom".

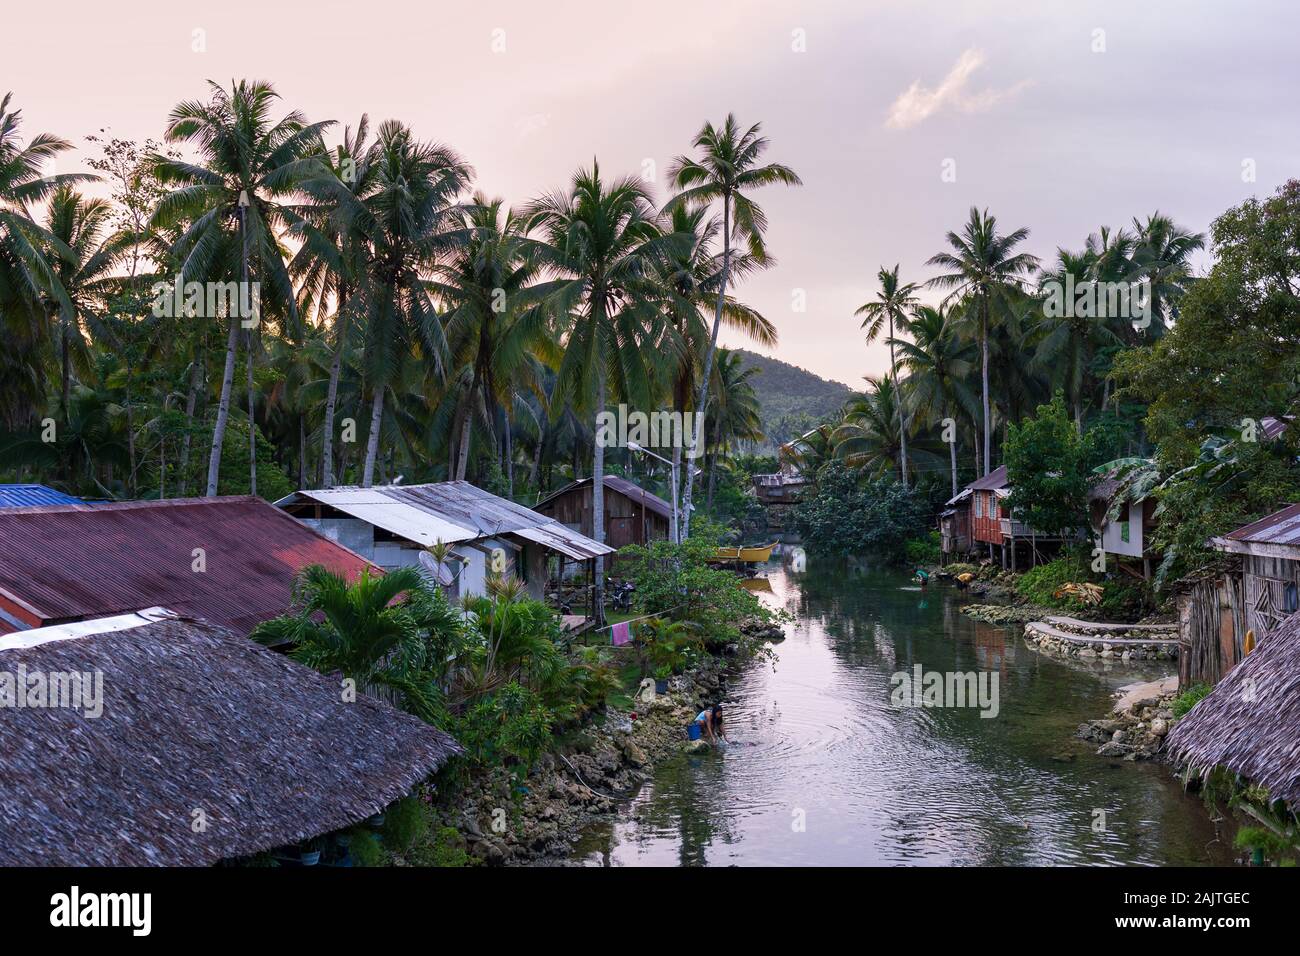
[
  {"left": 423, "top": 621, "right": 771, "bottom": 866},
  {"left": 1075, "top": 676, "right": 1178, "bottom": 762}
]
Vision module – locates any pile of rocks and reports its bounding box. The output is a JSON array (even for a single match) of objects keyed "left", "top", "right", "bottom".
[
  {"left": 1023, "top": 616, "right": 1178, "bottom": 662},
  {"left": 961, "top": 603, "right": 1049, "bottom": 625},
  {"left": 1075, "top": 676, "right": 1178, "bottom": 762}
]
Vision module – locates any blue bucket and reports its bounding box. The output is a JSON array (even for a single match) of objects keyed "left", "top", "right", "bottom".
[{"left": 687, "top": 722, "right": 702, "bottom": 741}]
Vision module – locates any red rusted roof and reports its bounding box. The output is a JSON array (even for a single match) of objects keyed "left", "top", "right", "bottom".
[
  {"left": 0, "top": 496, "right": 375, "bottom": 635},
  {"left": 1223, "top": 503, "right": 1300, "bottom": 546}
]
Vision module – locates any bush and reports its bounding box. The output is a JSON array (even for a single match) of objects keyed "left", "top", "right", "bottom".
[
  {"left": 1015, "top": 554, "right": 1093, "bottom": 608},
  {"left": 349, "top": 829, "right": 385, "bottom": 867},
  {"left": 382, "top": 796, "right": 429, "bottom": 853},
  {"left": 453, "top": 682, "right": 554, "bottom": 769},
  {"left": 1172, "top": 683, "right": 1212, "bottom": 719},
  {"left": 792, "top": 462, "right": 929, "bottom": 562},
  {"left": 904, "top": 531, "right": 941, "bottom": 565}
]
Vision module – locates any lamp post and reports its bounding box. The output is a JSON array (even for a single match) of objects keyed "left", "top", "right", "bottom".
[{"left": 627, "top": 441, "right": 699, "bottom": 544}]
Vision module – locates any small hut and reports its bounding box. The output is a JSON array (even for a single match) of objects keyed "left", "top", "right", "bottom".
[
  {"left": 1165, "top": 608, "right": 1300, "bottom": 811},
  {"left": 0, "top": 608, "right": 460, "bottom": 865},
  {"left": 1212, "top": 504, "right": 1300, "bottom": 640},
  {"left": 533, "top": 475, "right": 671, "bottom": 548}
]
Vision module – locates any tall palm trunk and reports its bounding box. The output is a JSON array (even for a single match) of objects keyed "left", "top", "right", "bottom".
[
  {"left": 681, "top": 193, "right": 731, "bottom": 538},
  {"left": 980, "top": 293, "right": 991, "bottom": 476},
  {"left": 204, "top": 318, "right": 240, "bottom": 496},
  {"left": 669, "top": 442, "right": 681, "bottom": 543},
  {"left": 890, "top": 317, "right": 909, "bottom": 488},
  {"left": 60, "top": 315, "right": 71, "bottom": 427},
  {"left": 362, "top": 386, "right": 384, "bottom": 487},
  {"left": 179, "top": 344, "right": 203, "bottom": 496},
  {"left": 948, "top": 407, "right": 959, "bottom": 497},
  {"left": 246, "top": 327, "right": 257, "bottom": 496},
  {"left": 320, "top": 293, "right": 347, "bottom": 488},
  {"left": 591, "top": 296, "right": 608, "bottom": 622}
]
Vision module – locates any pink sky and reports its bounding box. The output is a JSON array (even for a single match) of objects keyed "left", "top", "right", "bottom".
[{"left": 8, "top": 0, "right": 1298, "bottom": 386}]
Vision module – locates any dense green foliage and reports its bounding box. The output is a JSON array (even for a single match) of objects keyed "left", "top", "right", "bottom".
[
  {"left": 731, "top": 349, "right": 850, "bottom": 449},
  {"left": 791, "top": 460, "right": 930, "bottom": 562}
]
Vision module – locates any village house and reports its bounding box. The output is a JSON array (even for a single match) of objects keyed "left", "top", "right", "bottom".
[
  {"left": 275, "top": 480, "right": 613, "bottom": 602},
  {"left": 0, "top": 496, "right": 373, "bottom": 636},
  {"left": 1174, "top": 503, "right": 1300, "bottom": 687},
  {"left": 533, "top": 475, "right": 671, "bottom": 549},
  {"left": 751, "top": 432, "right": 816, "bottom": 533},
  {"left": 1088, "top": 475, "right": 1159, "bottom": 579},
  {"left": 0, "top": 608, "right": 459, "bottom": 865},
  {"left": 946, "top": 465, "right": 1077, "bottom": 569}
]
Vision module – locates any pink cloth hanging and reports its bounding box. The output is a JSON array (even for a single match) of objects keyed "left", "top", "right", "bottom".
[{"left": 611, "top": 621, "right": 633, "bottom": 646}]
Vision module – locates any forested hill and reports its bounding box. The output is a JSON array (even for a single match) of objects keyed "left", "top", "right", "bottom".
[{"left": 733, "top": 350, "right": 852, "bottom": 450}]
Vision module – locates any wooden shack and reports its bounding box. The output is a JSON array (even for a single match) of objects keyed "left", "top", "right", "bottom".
[{"left": 534, "top": 475, "right": 671, "bottom": 549}]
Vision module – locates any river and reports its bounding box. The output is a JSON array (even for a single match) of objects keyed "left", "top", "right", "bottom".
[{"left": 572, "top": 562, "right": 1237, "bottom": 866}]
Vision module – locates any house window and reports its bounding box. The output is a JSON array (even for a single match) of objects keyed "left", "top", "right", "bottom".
[
  {"left": 1120, "top": 520, "right": 1130, "bottom": 543},
  {"left": 975, "top": 495, "right": 982, "bottom": 518},
  {"left": 1286, "top": 583, "right": 1298, "bottom": 614}
]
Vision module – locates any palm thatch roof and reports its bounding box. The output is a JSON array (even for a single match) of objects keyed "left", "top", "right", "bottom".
[
  {"left": 0, "top": 609, "right": 459, "bottom": 865},
  {"left": 1165, "top": 609, "right": 1300, "bottom": 806}
]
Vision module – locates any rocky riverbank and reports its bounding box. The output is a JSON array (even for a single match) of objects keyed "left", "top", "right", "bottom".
[
  {"left": 961, "top": 602, "right": 1053, "bottom": 625},
  {"left": 427, "top": 625, "right": 771, "bottom": 866},
  {"left": 1075, "top": 676, "right": 1178, "bottom": 762}
]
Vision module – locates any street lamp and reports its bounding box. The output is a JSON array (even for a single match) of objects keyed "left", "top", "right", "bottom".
[{"left": 627, "top": 441, "right": 699, "bottom": 544}]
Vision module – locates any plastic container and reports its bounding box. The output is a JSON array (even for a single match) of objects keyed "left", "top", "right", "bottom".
[{"left": 687, "top": 722, "right": 702, "bottom": 741}]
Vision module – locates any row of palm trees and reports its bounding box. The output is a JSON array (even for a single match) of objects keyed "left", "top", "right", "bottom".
[
  {"left": 813, "top": 207, "right": 1204, "bottom": 497},
  {"left": 0, "top": 84, "right": 797, "bottom": 581}
]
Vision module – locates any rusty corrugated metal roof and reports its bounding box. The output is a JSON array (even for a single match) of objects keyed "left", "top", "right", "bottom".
[
  {"left": 0, "top": 496, "right": 376, "bottom": 634},
  {"left": 277, "top": 481, "right": 615, "bottom": 559},
  {"left": 536, "top": 476, "right": 674, "bottom": 521},
  {"left": 1223, "top": 503, "right": 1300, "bottom": 546},
  {"left": 965, "top": 465, "right": 1009, "bottom": 493}
]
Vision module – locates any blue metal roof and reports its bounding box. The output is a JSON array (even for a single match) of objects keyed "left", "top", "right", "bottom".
[{"left": 0, "top": 484, "right": 82, "bottom": 508}]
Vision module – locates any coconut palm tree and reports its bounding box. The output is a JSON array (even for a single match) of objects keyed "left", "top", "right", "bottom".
[
  {"left": 658, "top": 203, "right": 775, "bottom": 539},
  {"left": 1031, "top": 248, "right": 1124, "bottom": 431},
  {"left": 831, "top": 377, "right": 905, "bottom": 477},
  {"left": 1127, "top": 212, "right": 1205, "bottom": 339},
  {"left": 665, "top": 114, "right": 800, "bottom": 536},
  {"left": 891, "top": 304, "right": 977, "bottom": 497},
  {"left": 0, "top": 93, "right": 93, "bottom": 429},
  {"left": 703, "top": 348, "right": 764, "bottom": 510},
  {"left": 433, "top": 195, "right": 551, "bottom": 482},
  {"left": 855, "top": 264, "right": 919, "bottom": 487},
  {"left": 351, "top": 120, "right": 472, "bottom": 486},
  {"left": 291, "top": 115, "right": 377, "bottom": 487},
  {"left": 151, "top": 80, "right": 332, "bottom": 496},
  {"left": 926, "top": 207, "right": 1039, "bottom": 475},
  {"left": 525, "top": 162, "right": 669, "bottom": 614}
]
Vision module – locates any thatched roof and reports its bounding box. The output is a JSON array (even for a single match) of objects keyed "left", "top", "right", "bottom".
[
  {"left": 1165, "top": 609, "right": 1300, "bottom": 805},
  {"left": 0, "top": 610, "right": 460, "bottom": 865}
]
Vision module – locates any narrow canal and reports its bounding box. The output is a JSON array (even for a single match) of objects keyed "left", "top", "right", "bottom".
[{"left": 574, "top": 562, "right": 1236, "bottom": 866}]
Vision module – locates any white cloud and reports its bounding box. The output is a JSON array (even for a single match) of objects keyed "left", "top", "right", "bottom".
[{"left": 885, "top": 48, "right": 1030, "bottom": 130}]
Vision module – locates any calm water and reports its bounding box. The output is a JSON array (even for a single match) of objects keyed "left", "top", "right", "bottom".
[{"left": 574, "top": 562, "right": 1237, "bottom": 866}]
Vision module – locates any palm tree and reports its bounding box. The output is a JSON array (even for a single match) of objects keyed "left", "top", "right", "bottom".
[
  {"left": 152, "top": 80, "right": 332, "bottom": 496},
  {"left": 855, "top": 264, "right": 919, "bottom": 487},
  {"left": 250, "top": 564, "right": 459, "bottom": 721},
  {"left": 291, "top": 115, "right": 376, "bottom": 487},
  {"left": 665, "top": 115, "right": 800, "bottom": 536},
  {"left": 1127, "top": 212, "right": 1204, "bottom": 339},
  {"left": 40, "top": 187, "right": 129, "bottom": 428},
  {"left": 831, "top": 377, "right": 905, "bottom": 477},
  {"left": 703, "top": 348, "right": 764, "bottom": 510},
  {"left": 433, "top": 195, "right": 550, "bottom": 482},
  {"left": 1031, "top": 248, "right": 1124, "bottom": 431},
  {"left": 0, "top": 93, "right": 93, "bottom": 429},
  {"left": 351, "top": 120, "right": 471, "bottom": 486},
  {"left": 658, "top": 203, "right": 775, "bottom": 539},
  {"left": 891, "top": 304, "right": 977, "bottom": 496},
  {"left": 526, "top": 162, "right": 668, "bottom": 615},
  {"left": 927, "top": 207, "right": 1039, "bottom": 475}
]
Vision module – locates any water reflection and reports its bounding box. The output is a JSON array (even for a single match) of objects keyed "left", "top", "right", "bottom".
[{"left": 574, "top": 563, "right": 1235, "bottom": 866}]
